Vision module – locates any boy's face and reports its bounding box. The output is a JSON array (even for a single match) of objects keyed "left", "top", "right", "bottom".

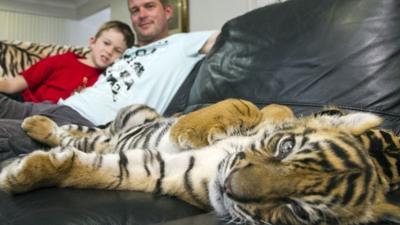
[
  {"left": 89, "top": 28, "right": 127, "bottom": 69},
  {"left": 128, "top": 0, "right": 173, "bottom": 46}
]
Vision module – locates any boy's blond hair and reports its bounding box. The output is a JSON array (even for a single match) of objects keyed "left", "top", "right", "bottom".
[{"left": 95, "top": 20, "right": 135, "bottom": 47}]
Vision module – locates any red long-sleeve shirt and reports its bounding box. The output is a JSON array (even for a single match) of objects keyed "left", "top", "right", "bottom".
[{"left": 21, "top": 52, "right": 103, "bottom": 103}]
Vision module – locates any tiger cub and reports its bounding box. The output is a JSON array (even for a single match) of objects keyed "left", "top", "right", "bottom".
[
  {"left": 22, "top": 98, "right": 281, "bottom": 154},
  {"left": 1, "top": 107, "right": 400, "bottom": 225}
]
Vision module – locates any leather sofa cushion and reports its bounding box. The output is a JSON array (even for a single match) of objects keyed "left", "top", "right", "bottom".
[
  {"left": 0, "top": 188, "right": 204, "bottom": 225},
  {"left": 184, "top": 0, "right": 400, "bottom": 134}
]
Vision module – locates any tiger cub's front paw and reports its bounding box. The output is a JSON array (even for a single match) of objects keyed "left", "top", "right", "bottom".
[
  {"left": 171, "top": 99, "right": 263, "bottom": 149},
  {"left": 0, "top": 147, "right": 74, "bottom": 193},
  {"left": 176, "top": 125, "right": 228, "bottom": 149},
  {"left": 21, "top": 115, "right": 60, "bottom": 146}
]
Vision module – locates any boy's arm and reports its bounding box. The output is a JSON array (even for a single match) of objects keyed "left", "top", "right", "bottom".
[
  {"left": 199, "top": 31, "right": 220, "bottom": 54},
  {"left": 0, "top": 76, "right": 29, "bottom": 94}
]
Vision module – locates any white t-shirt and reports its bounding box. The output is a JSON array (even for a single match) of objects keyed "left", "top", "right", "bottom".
[{"left": 59, "top": 31, "right": 213, "bottom": 126}]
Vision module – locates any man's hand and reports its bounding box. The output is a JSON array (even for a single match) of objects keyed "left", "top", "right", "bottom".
[{"left": 199, "top": 31, "right": 220, "bottom": 54}]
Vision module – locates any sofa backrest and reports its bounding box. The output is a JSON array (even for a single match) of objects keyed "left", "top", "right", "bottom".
[
  {"left": 0, "top": 40, "right": 89, "bottom": 78},
  {"left": 177, "top": 0, "right": 400, "bottom": 134}
]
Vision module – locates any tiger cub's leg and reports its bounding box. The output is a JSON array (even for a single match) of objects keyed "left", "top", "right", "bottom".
[
  {"left": 260, "top": 104, "right": 294, "bottom": 123},
  {"left": 21, "top": 115, "right": 64, "bottom": 146},
  {"left": 171, "top": 98, "right": 263, "bottom": 149},
  {"left": 0, "top": 146, "right": 219, "bottom": 211},
  {"left": 22, "top": 104, "right": 162, "bottom": 153},
  {"left": 0, "top": 146, "right": 163, "bottom": 193},
  {"left": 0, "top": 147, "right": 76, "bottom": 193},
  {"left": 22, "top": 115, "right": 111, "bottom": 153}
]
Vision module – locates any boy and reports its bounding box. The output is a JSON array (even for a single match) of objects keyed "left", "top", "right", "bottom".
[{"left": 0, "top": 20, "right": 134, "bottom": 103}]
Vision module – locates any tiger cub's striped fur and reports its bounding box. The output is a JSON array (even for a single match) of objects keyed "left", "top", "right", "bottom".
[{"left": 1, "top": 102, "right": 400, "bottom": 225}]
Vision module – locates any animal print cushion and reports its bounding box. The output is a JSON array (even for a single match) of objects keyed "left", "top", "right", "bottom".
[{"left": 0, "top": 40, "right": 89, "bottom": 78}]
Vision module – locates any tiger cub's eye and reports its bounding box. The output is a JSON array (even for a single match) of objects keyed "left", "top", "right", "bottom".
[{"left": 276, "top": 136, "right": 295, "bottom": 160}]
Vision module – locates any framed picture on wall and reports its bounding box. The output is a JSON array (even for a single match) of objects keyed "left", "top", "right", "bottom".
[{"left": 168, "top": 0, "right": 189, "bottom": 33}]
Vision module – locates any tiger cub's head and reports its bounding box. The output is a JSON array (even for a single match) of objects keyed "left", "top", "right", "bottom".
[{"left": 212, "top": 111, "right": 400, "bottom": 225}]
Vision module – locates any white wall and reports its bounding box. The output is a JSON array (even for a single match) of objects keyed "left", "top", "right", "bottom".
[
  {"left": 77, "top": 0, "right": 130, "bottom": 25},
  {"left": 66, "top": 8, "right": 111, "bottom": 46},
  {"left": 189, "top": 0, "right": 286, "bottom": 31},
  {"left": 189, "top": 0, "right": 250, "bottom": 31},
  {"left": 0, "top": 0, "right": 76, "bottom": 19},
  {"left": 0, "top": 8, "right": 110, "bottom": 46},
  {"left": 0, "top": 0, "right": 284, "bottom": 45},
  {"left": 0, "top": 0, "right": 112, "bottom": 45},
  {"left": 0, "top": 9, "right": 69, "bottom": 44}
]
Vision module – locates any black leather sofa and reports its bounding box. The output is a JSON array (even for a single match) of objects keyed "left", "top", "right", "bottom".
[{"left": 1, "top": 0, "right": 400, "bottom": 224}]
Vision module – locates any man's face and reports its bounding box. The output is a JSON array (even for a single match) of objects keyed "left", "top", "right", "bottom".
[{"left": 128, "top": 0, "right": 173, "bottom": 46}]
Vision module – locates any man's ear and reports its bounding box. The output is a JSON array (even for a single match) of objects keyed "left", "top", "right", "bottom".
[{"left": 164, "top": 4, "right": 173, "bottom": 21}]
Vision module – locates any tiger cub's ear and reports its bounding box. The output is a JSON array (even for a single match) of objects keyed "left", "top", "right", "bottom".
[{"left": 316, "top": 112, "right": 383, "bottom": 135}]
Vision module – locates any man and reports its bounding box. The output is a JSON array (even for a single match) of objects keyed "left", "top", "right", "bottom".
[
  {"left": 0, "top": 0, "right": 218, "bottom": 160},
  {"left": 59, "top": 0, "right": 219, "bottom": 125}
]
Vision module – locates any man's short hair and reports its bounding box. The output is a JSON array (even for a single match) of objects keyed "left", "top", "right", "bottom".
[{"left": 160, "top": 0, "right": 171, "bottom": 7}]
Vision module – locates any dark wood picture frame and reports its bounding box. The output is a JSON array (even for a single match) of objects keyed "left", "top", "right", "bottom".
[{"left": 168, "top": 0, "right": 189, "bottom": 33}]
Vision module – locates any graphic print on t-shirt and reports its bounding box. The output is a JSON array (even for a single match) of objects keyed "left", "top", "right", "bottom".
[{"left": 104, "top": 40, "right": 168, "bottom": 101}]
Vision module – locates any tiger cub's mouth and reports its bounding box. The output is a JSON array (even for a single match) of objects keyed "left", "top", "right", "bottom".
[{"left": 209, "top": 155, "right": 237, "bottom": 216}]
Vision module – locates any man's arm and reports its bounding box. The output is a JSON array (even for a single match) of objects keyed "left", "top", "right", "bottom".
[{"left": 199, "top": 31, "right": 220, "bottom": 54}]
